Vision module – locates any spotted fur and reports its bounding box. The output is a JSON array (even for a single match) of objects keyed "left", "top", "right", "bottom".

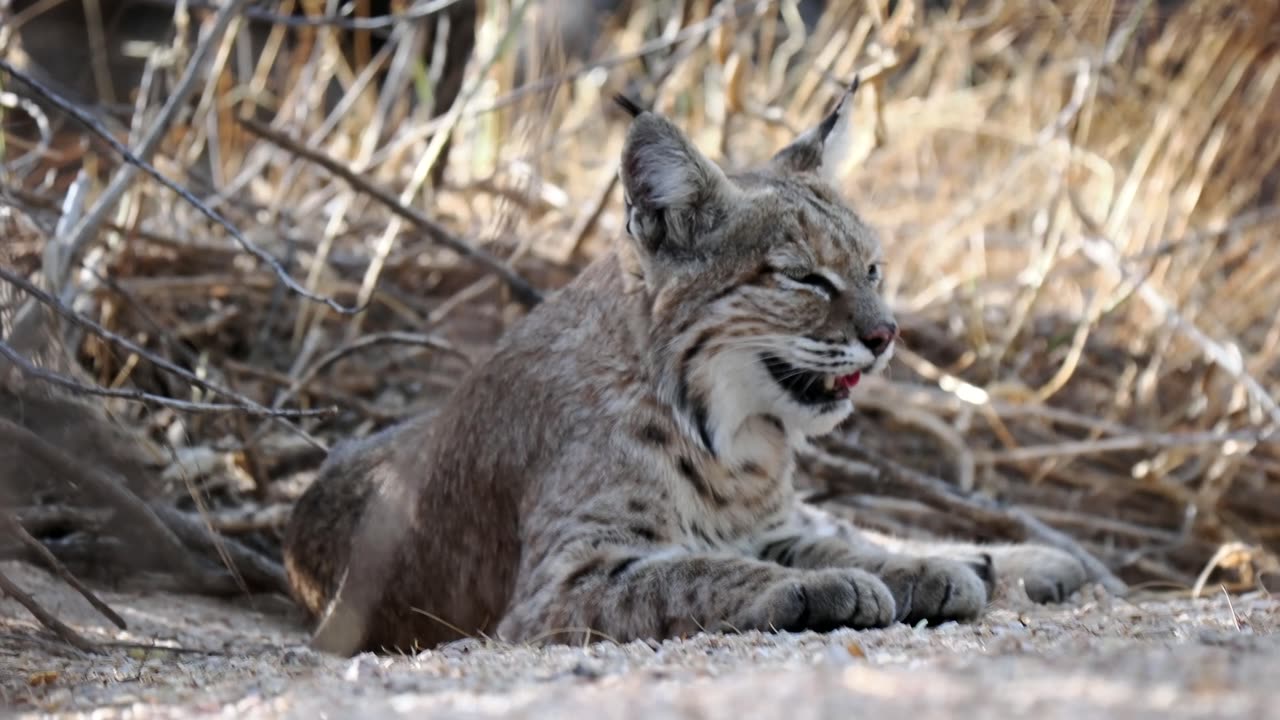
[{"left": 283, "top": 81, "right": 1089, "bottom": 654}]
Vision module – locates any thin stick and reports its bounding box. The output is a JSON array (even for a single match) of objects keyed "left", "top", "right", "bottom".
[
  {"left": 976, "top": 430, "right": 1270, "bottom": 464},
  {"left": 237, "top": 117, "right": 544, "bottom": 308},
  {"left": 0, "top": 567, "right": 100, "bottom": 653},
  {"left": 566, "top": 170, "right": 620, "bottom": 258},
  {"left": 201, "top": 503, "right": 292, "bottom": 534},
  {"left": 0, "top": 337, "right": 331, "bottom": 416},
  {"left": 1190, "top": 541, "right": 1253, "bottom": 599},
  {"left": 560, "top": 9, "right": 704, "bottom": 259},
  {"left": 12, "top": 0, "right": 258, "bottom": 290},
  {"left": 1082, "top": 237, "right": 1280, "bottom": 435},
  {"left": 854, "top": 393, "right": 977, "bottom": 492},
  {"left": 0, "top": 55, "right": 362, "bottom": 316},
  {"left": 0, "top": 88, "right": 51, "bottom": 177},
  {"left": 1, "top": 513, "right": 127, "bottom": 630},
  {"left": 132, "top": 0, "right": 463, "bottom": 31},
  {"left": 151, "top": 505, "right": 290, "bottom": 596},
  {"left": 271, "top": 330, "right": 468, "bottom": 410}
]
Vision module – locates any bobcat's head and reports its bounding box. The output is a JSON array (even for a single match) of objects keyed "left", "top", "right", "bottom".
[{"left": 616, "top": 80, "right": 896, "bottom": 456}]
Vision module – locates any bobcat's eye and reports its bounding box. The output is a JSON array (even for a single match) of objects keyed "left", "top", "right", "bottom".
[
  {"left": 778, "top": 269, "right": 839, "bottom": 298},
  {"left": 867, "top": 263, "right": 883, "bottom": 284}
]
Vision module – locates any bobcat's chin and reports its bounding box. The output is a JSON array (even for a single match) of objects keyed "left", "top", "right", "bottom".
[
  {"left": 798, "top": 400, "right": 855, "bottom": 437},
  {"left": 765, "top": 383, "right": 855, "bottom": 439},
  {"left": 772, "top": 339, "right": 895, "bottom": 439}
]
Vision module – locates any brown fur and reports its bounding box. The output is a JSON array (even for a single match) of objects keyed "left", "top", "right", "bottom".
[{"left": 284, "top": 83, "right": 1088, "bottom": 654}]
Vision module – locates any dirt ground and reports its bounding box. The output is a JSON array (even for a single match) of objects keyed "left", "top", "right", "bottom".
[{"left": 1, "top": 559, "right": 1278, "bottom": 719}]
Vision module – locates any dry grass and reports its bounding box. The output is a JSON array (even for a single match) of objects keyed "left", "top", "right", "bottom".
[{"left": 1, "top": 0, "right": 1279, "bottom": 622}]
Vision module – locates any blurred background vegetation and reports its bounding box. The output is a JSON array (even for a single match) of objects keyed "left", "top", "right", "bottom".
[{"left": 1, "top": 0, "right": 1278, "bottom": 619}]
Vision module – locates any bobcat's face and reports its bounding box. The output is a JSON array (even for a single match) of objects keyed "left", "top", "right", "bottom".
[{"left": 617, "top": 82, "right": 897, "bottom": 453}]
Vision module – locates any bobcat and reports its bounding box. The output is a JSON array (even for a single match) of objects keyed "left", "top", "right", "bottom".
[{"left": 284, "top": 81, "right": 1090, "bottom": 655}]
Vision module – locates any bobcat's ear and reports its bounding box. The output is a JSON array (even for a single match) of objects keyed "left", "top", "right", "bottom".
[
  {"left": 770, "top": 76, "right": 860, "bottom": 182},
  {"left": 616, "top": 97, "right": 737, "bottom": 258}
]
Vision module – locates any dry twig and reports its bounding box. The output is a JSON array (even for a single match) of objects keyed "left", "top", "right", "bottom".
[
  {"left": 0, "top": 567, "right": 100, "bottom": 654},
  {"left": 237, "top": 116, "right": 543, "bottom": 308},
  {"left": 0, "top": 266, "right": 336, "bottom": 418},
  {"left": 151, "top": 505, "right": 290, "bottom": 596},
  {"left": 0, "top": 55, "right": 364, "bottom": 316},
  {"left": 1, "top": 513, "right": 127, "bottom": 630}
]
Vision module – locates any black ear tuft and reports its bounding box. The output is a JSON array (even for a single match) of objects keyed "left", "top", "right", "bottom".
[
  {"left": 613, "top": 94, "right": 645, "bottom": 118},
  {"left": 816, "top": 75, "right": 860, "bottom": 142},
  {"left": 769, "top": 72, "right": 861, "bottom": 179}
]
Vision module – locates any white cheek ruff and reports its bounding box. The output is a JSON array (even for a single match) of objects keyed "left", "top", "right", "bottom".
[{"left": 688, "top": 328, "right": 891, "bottom": 453}]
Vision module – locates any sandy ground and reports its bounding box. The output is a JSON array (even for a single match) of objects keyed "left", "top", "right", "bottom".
[{"left": 2, "top": 559, "right": 1278, "bottom": 719}]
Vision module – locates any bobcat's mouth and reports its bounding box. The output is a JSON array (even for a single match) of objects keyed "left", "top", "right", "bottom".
[{"left": 759, "top": 353, "right": 862, "bottom": 406}]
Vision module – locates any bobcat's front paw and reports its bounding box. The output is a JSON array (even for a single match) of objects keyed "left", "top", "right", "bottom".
[
  {"left": 992, "top": 544, "right": 1088, "bottom": 603},
  {"left": 878, "top": 556, "right": 990, "bottom": 624},
  {"left": 737, "top": 568, "right": 896, "bottom": 633}
]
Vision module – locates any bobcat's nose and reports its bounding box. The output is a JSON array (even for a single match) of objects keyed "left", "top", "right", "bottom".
[{"left": 859, "top": 322, "right": 898, "bottom": 356}]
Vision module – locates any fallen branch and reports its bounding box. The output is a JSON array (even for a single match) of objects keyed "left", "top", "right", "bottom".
[
  {"left": 201, "top": 503, "right": 292, "bottom": 535},
  {"left": 975, "top": 429, "right": 1269, "bottom": 465},
  {"left": 12, "top": 506, "right": 111, "bottom": 536},
  {"left": 1, "top": 513, "right": 127, "bottom": 630},
  {"left": 151, "top": 505, "right": 291, "bottom": 596},
  {"left": 806, "top": 439, "right": 1130, "bottom": 596},
  {"left": 0, "top": 567, "right": 100, "bottom": 654},
  {"left": 295, "top": 330, "right": 469, "bottom": 395}
]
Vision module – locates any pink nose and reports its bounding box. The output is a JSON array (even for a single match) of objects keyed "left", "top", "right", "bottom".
[{"left": 859, "top": 322, "right": 898, "bottom": 356}]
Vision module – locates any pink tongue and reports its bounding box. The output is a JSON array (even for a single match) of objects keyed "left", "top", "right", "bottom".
[{"left": 838, "top": 371, "right": 862, "bottom": 389}]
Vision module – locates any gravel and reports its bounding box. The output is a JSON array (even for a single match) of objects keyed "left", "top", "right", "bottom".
[{"left": 2, "top": 560, "right": 1277, "bottom": 718}]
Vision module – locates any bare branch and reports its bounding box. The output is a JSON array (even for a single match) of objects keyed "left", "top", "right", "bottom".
[
  {"left": 284, "top": 330, "right": 468, "bottom": 403},
  {"left": 2, "top": 513, "right": 127, "bottom": 630},
  {"left": 806, "top": 440, "right": 1130, "bottom": 597},
  {"left": 464, "top": 0, "right": 776, "bottom": 117},
  {"left": 0, "top": 567, "right": 101, "bottom": 654},
  {"left": 0, "top": 88, "right": 51, "bottom": 178},
  {"left": 1081, "top": 237, "right": 1280, "bottom": 437},
  {"left": 0, "top": 54, "right": 365, "bottom": 316},
  {"left": 132, "top": 0, "right": 464, "bottom": 31},
  {"left": 238, "top": 117, "right": 544, "bottom": 308},
  {"left": 151, "top": 505, "right": 290, "bottom": 596}
]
